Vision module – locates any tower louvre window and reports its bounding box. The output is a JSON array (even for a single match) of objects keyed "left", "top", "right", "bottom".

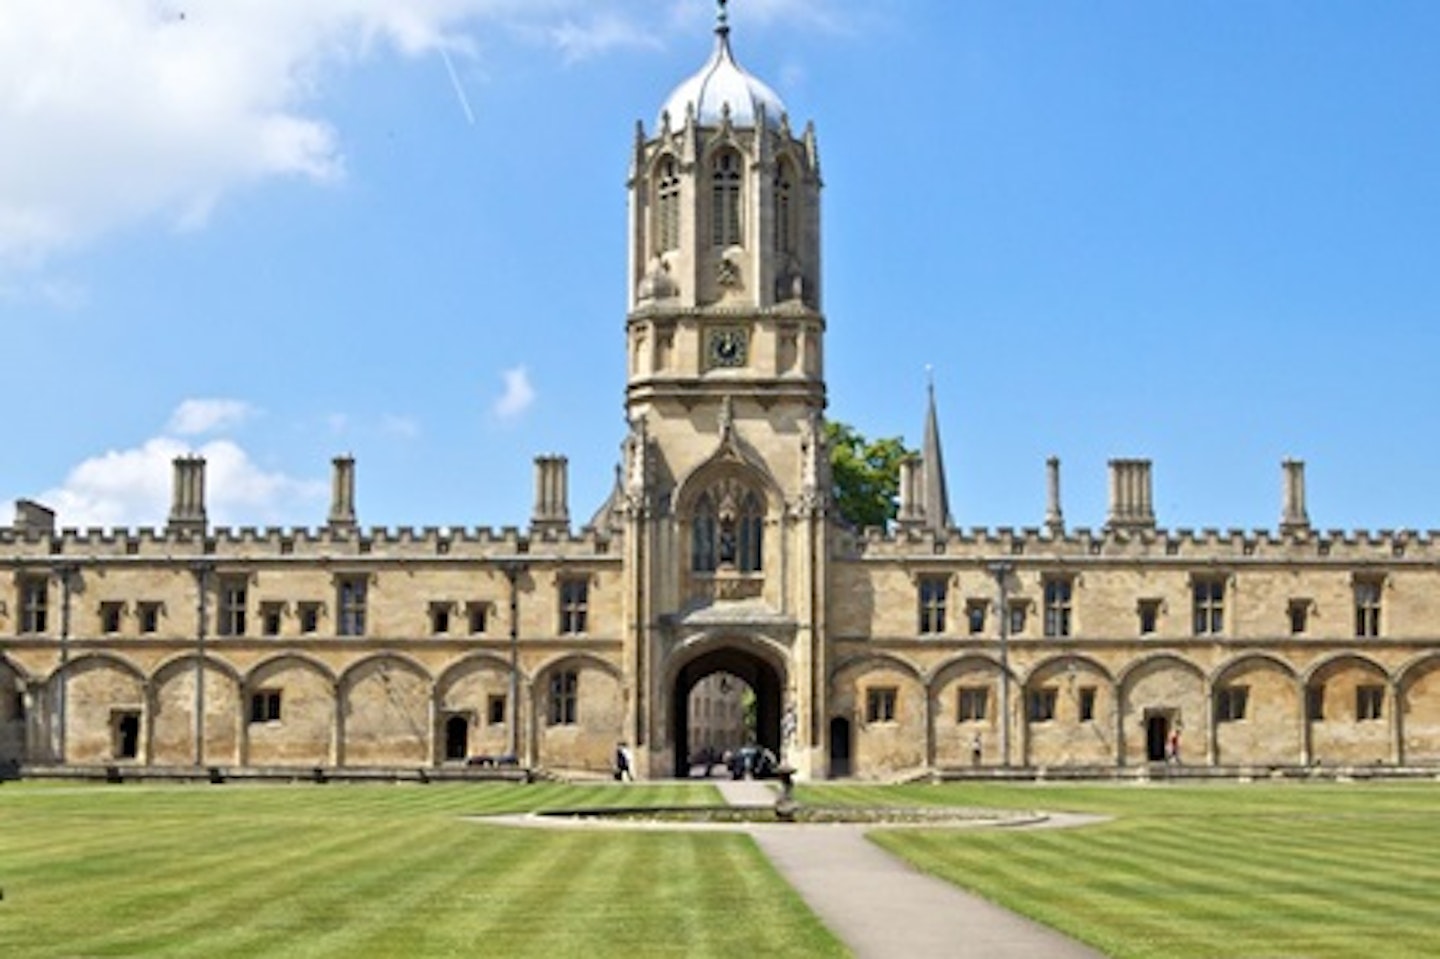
[
  {"left": 711, "top": 149, "right": 743, "bottom": 248},
  {"left": 773, "top": 161, "right": 794, "bottom": 255},
  {"left": 655, "top": 156, "right": 681, "bottom": 253}
]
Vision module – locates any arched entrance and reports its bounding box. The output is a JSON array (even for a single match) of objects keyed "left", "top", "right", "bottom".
[
  {"left": 671, "top": 646, "right": 785, "bottom": 778},
  {"left": 443, "top": 714, "right": 470, "bottom": 762},
  {"left": 829, "top": 716, "right": 852, "bottom": 777}
]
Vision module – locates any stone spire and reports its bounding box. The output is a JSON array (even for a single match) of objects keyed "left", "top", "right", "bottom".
[{"left": 921, "top": 376, "right": 952, "bottom": 532}]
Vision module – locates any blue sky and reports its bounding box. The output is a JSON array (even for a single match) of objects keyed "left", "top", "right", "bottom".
[{"left": 2, "top": 1, "right": 1438, "bottom": 534}]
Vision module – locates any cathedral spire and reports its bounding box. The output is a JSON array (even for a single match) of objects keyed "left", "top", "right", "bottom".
[{"left": 921, "top": 370, "right": 952, "bottom": 531}]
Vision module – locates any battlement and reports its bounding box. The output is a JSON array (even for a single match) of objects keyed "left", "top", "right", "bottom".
[
  {"left": 0, "top": 523, "right": 621, "bottom": 563},
  {"left": 845, "top": 523, "right": 1437, "bottom": 564}
]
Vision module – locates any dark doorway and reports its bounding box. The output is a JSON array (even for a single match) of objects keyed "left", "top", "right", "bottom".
[
  {"left": 829, "top": 716, "right": 852, "bottom": 778},
  {"left": 114, "top": 712, "right": 141, "bottom": 760},
  {"left": 1145, "top": 712, "right": 1169, "bottom": 762},
  {"left": 444, "top": 715, "right": 469, "bottom": 762},
  {"left": 672, "top": 647, "right": 783, "bottom": 778}
]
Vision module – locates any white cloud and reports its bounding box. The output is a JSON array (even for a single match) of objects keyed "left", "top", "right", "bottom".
[
  {"left": 492, "top": 365, "right": 536, "bottom": 422},
  {"left": 0, "top": 1, "right": 849, "bottom": 271},
  {"left": 38, "top": 436, "right": 324, "bottom": 529},
  {"left": 166, "top": 398, "right": 256, "bottom": 436},
  {"left": 35, "top": 398, "right": 324, "bottom": 528}
]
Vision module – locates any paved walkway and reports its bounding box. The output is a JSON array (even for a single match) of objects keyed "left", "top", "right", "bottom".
[{"left": 712, "top": 779, "right": 1106, "bottom": 959}]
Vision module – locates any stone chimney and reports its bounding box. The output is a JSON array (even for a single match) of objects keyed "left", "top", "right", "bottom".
[
  {"left": 1106, "top": 459, "right": 1155, "bottom": 531},
  {"left": 328, "top": 455, "right": 357, "bottom": 532},
  {"left": 896, "top": 454, "right": 923, "bottom": 529},
  {"left": 13, "top": 499, "right": 55, "bottom": 535},
  {"left": 1280, "top": 459, "right": 1310, "bottom": 534},
  {"left": 167, "top": 455, "right": 207, "bottom": 536},
  {"left": 1045, "top": 456, "right": 1065, "bottom": 535},
  {"left": 531, "top": 455, "right": 570, "bottom": 534}
]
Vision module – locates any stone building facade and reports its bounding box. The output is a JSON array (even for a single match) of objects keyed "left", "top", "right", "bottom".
[{"left": 3, "top": 11, "right": 1439, "bottom": 780}]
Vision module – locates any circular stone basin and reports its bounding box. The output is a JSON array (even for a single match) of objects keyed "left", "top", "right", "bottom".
[{"left": 536, "top": 805, "right": 1045, "bottom": 826}]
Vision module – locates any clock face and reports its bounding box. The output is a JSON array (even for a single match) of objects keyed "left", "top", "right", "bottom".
[{"left": 708, "top": 328, "right": 748, "bottom": 368}]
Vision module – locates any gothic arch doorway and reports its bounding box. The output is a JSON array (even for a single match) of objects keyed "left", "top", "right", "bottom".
[{"left": 671, "top": 645, "right": 785, "bottom": 778}]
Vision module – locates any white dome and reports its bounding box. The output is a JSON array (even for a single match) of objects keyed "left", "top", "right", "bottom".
[{"left": 658, "top": 27, "right": 786, "bottom": 131}]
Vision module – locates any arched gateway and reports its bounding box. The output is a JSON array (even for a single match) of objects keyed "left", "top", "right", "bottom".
[{"left": 667, "top": 642, "right": 787, "bottom": 778}]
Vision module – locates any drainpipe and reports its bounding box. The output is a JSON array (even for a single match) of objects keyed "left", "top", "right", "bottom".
[
  {"left": 987, "top": 561, "right": 1013, "bottom": 768},
  {"left": 501, "top": 561, "right": 527, "bottom": 759},
  {"left": 192, "top": 562, "right": 212, "bottom": 767},
  {"left": 56, "top": 563, "right": 77, "bottom": 765}
]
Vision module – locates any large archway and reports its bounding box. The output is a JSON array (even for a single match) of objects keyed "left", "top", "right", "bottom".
[{"left": 671, "top": 645, "right": 784, "bottom": 778}]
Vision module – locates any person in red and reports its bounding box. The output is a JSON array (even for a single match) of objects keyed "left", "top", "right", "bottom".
[{"left": 1167, "top": 728, "right": 1181, "bottom": 764}]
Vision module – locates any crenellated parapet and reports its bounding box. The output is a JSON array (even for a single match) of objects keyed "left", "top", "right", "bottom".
[{"left": 842, "top": 522, "right": 1440, "bottom": 564}]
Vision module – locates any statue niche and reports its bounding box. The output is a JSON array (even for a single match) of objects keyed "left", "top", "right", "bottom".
[{"left": 691, "top": 479, "right": 764, "bottom": 576}]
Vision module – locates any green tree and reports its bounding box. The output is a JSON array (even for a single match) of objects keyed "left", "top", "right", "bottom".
[{"left": 825, "top": 420, "right": 911, "bottom": 529}]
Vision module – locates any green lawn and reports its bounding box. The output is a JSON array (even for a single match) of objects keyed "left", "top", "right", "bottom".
[
  {"left": 804, "top": 780, "right": 1440, "bottom": 959},
  {"left": 0, "top": 781, "right": 845, "bottom": 958}
]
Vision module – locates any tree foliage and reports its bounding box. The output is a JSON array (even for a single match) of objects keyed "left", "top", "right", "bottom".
[{"left": 825, "top": 420, "right": 911, "bottom": 530}]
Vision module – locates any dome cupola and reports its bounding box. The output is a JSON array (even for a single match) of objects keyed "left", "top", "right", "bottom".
[{"left": 658, "top": 1, "right": 786, "bottom": 130}]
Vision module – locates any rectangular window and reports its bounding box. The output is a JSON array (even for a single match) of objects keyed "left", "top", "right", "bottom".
[
  {"left": 337, "top": 577, "right": 366, "bottom": 636},
  {"left": 559, "top": 578, "right": 589, "bottom": 635},
  {"left": 19, "top": 576, "right": 47, "bottom": 635},
  {"left": 138, "top": 602, "right": 161, "bottom": 635},
  {"left": 918, "top": 576, "right": 947, "bottom": 634},
  {"left": 548, "top": 670, "right": 578, "bottom": 725},
  {"left": 1306, "top": 684, "right": 1325, "bottom": 721},
  {"left": 1356, "top": 684, "right": 1385, "bottom": 721},
  {"left": 99, "top": 601, "right": 124, "bottom": 635},
  {"left": 1289, "top": 599, "right": 1310, "bottom": 636},
  {"left": 298, "top": 602, "right": 320, "bottom": 635},
  {"left": 248, "top": 690, "right": 282, "bottom": 723},
  {"left": 958, "top": 686, "right": 988, "bottom": 722},
  {"left": 1008, "top": 602, "right": 1027, "bottom": 635},
  {"left": 1138, "top": 599, "right": 1160, "bottom": 636},
  {"left": 1078, "top": 686, "right": 1097, "bottom": 723},
  {"left": 1216, "top": 685, "right": 1249, "bottom": 722},
  {"left": 1043, "top": 577, "right": 1072, "bottom": 637},
  {"left": 966, "top": 600, "right": 987, "bottom": 635},
  {"left": 430, "top": 602, "right": 451, "bottom": 636},
  {"left": 1027, "top": 688, "right": 1057, "bottom": 723},
  {"left": 1355, "top": 581, "right": 1382, "bottom": 638},
  {"left": 218, "top": 577, "right": 247, "bottom": 637},
  {"left": 487, "top": 694, "right": 507, "bottom": 726},
  {"left": 865, "top": 687, "right": 897, "bottom": 724},
  {"left": 260, "top": 602, "right": 283, "bottom": 637},
  {"left": 1193, "top": 578, "right": 1225, "bottom": 635},
  {"left": 467, "top": 602, "right": 489, "bottom": 635}
]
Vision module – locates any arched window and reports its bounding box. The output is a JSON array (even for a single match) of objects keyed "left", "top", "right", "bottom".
[
  {"left": 711, "top": 149, "right": 743, "bottom": 248},
  {"left": 691, "top": 483, "right": 764, "bottom": 573},
  {"left": 773, "top": 160, "right": 795, "bottom": 256},
  {"left": 655, "top": 156, "right": 680, "bottom": 253},
  {"left": 692, "top": 493, "right": 717, "bottom": 572},
  {"left": 737, "top": 492, "right": 764, "bottom": 573}
]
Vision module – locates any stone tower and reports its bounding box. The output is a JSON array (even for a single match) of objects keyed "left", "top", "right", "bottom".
[{"left": 620, "top": 2, "right": 830, "bottom": 777}]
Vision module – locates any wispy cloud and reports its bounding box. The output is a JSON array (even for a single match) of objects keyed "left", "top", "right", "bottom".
[
  {"left": 492, "top": 366, "right": 536, "bottom": 423},
  {"left": 0, "top": 1, "right": 852, "bottom": 274},
  {"left": 166, "top": 398, "right": 256, "bottom": 436}
]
